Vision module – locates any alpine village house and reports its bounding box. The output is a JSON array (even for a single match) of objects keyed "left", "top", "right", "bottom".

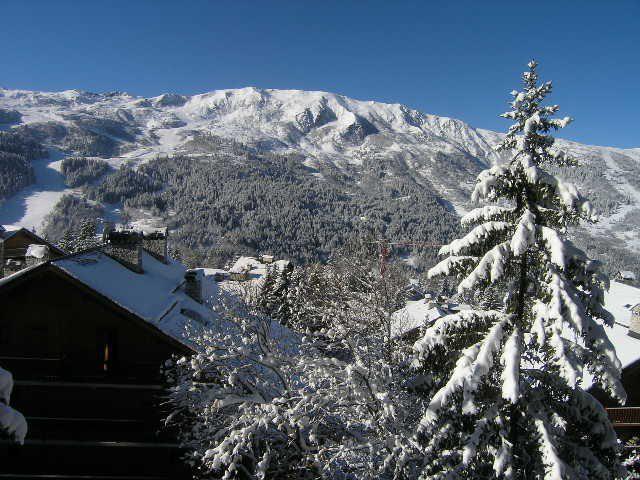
[{"left": 0, "top": 224, "right": 210, "bottom": 479}]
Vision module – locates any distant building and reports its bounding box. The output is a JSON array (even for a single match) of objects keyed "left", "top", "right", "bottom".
[
  {"left": 589, "top": 281, "right": 640, "bottom": 440},
  {"left": 390, "top": 299, "right": 446, "bottom": 341},
  {"left": 260, "top": 254, "right": 274, "bottom": 264},
  {"left": 227, "top": 256, "right": 291, "bottom": 282},
  {"left": 0, "top": 226, "right": 205, "bottom": 478},
  {"left": 615, "top": 270, "right": 636, "bottom": 285},
  {"left": 404, "top": 279, "right": 425, "bottom": 301},
  {"left": 199, "top": 268, "right": 230, "bottom": 282},
  {"left": 0, "top": 226, "right": 66, "bottom": 278}
]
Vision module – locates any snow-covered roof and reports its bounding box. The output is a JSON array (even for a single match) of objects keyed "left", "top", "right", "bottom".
[
  {"left": 616, "top": 270, "right": 636, "bottom": 280},
  {"left": 228, "top": 256, "right": 290, "bottom": 279},
  {"left": 391, "top": 300, "right": 446, "bottom": 339},
  {"left": 51, "top": 250, "right": 220, "bottom": 348},
  {"left": 0, "top": 225, "right": 19, "bottom": 233},
  {"left": 25, "top": 244, "right": 48, "bottom": 259},
  {"left": 0, "top": 227, "right": 66, "bottom": 255},
  {"left": 602, "top": 281, "right": 640, "bottom": 370},
  {"left": 199, "top": 268, "right": 229, "bottom": 276},
  {"left": 229, "top": 256, "right": 263, "bottom": 274}
]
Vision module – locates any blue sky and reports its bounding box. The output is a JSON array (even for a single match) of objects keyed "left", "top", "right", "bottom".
[{"left": 2, "top": 1, "right": 638, "bottom": 148}]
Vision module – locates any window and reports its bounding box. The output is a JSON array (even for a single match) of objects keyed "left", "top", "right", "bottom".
[{"left": 97, "top": 329, "right": 117, "bottom": 373}]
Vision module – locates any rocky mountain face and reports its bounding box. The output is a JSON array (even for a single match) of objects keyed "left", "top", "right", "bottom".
[{"left": 0, "top": 86, "right": 638, "bottom": 272}]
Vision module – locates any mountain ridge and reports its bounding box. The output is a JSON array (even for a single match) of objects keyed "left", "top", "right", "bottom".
[{"left": 1, "top": 86, "right": 639, "bottom": 272}]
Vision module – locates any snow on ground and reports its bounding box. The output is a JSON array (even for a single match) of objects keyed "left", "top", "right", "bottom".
[
  {"left": 588, "top": 150, "right": 640, "bottom": 251},
  {"left": 0, "top": 149, "right": 75, "bottom": 232}
]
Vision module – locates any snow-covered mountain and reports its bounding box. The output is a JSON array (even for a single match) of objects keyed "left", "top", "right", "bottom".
[{"left": 1, "top": 86, "right": 639, "bottom": 265}]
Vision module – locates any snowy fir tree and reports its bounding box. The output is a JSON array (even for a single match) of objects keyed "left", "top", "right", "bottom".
[
  {"left": 410, "top": 61, "right": 626, "bottom": 479},
  {"left": 57, "top": 228, "right": 76, "bottom": 253},
  {"left": 75, "top": 219, "right": 98, "bottom": 251}
]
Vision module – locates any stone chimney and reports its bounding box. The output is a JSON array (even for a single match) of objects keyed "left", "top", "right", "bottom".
[
  {"left": 104, "top": 228, "right": 143, "bottom": 273},
  {"left": 629, "top": 305, "right": 640, "bottom": 339},
  {"left": 142, "top": 227, "right": 169, "bottom": 264},
  {"left": 184, "top": 269, "right": 203, "bottom": 303}
]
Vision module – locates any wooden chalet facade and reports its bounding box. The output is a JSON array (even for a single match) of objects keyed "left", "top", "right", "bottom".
[
  {"left": 0, "top": 263, "right": 192, "bottom": 381},
  {"left": 0, "top": 227, "right": 211, "bottom": 479}
]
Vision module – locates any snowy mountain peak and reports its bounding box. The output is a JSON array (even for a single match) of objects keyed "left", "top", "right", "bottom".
[{"left": 1, "top": 85, "right": 639, "bottom": 260}]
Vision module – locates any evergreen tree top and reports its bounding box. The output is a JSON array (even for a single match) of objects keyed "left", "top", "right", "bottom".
[{"left": 417, "top": 61, "right": 625, "bottom": 478}]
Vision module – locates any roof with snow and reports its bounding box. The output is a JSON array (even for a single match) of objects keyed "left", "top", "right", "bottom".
[
  {"left": 25, "top": 244, "right": 49, "bottom": 259},
  {"left": 0, "top": 226, "right": 66, "bottom": 256},
  {"left": 50, "top": 250, "right": 219, "bottom": 347},
  {"left": 229, "top": 256, "right": 291, "bottom": 279},
  {"left": 616, "top": 271, "right": 636, "bottom": 281},
  {"left": 391, "top": 300, "right": 446, "bottom": 339},
  {"left": 602, "top": 281, "right": 640, "bottom": 370},
  {"left": 0, "top": 247, "right": 224, "bottom": 350}
]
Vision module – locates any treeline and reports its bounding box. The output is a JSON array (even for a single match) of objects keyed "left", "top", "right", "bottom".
[
  {"left": 87, "top": 164, "right": 164, "bottom": 204},
  {"left": 0, "top": 108, "right": 21, "bottom": 125},
  {"left": 12, "top": 121, "right": 123, "bottom": 157},
  {"left": 0, "top": 130, "right": 47, "bottom": 202},
  {"left": 42, "top": 194, "right": 104, "bottom": 241},
  {"left": 79, "top": 150, "right": 460, "bottom": 266},
  {"left": 60, "top": 157, "right": 110, "bottom": 187}
]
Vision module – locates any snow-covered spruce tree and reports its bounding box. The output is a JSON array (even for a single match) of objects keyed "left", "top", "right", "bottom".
[
  {"left": 411, "top": 61, "right": 626, "bottom": 479},
  {"left": 57, "top": 229, "right": 76, "bottom": 253},
  {"left": 76, "top": 219, "right": 99, "bottom": 251}
]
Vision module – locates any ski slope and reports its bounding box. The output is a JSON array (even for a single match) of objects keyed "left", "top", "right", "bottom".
[{"left": 0, "top": 149, "right": 75, "bottom": 232}]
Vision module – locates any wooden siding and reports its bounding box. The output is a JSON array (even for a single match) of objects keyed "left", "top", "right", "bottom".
[{"left": 0, "top": 267, "right": 187, "bottom": 382}]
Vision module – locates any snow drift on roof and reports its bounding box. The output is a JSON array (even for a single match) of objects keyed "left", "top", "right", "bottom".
[
  {"left": 391, "top": 300, "right": 445, "bottom": 339},
  {"left": 52, "top": 250, "right": 220, "bottom": 347},
  {"left": 25, "top": 244, "right": 48, "bottom": 259}
]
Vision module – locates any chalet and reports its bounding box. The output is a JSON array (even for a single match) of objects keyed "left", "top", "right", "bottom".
[
  {"left": 0, "top": 227, "right": 216, "bottom": 479},
  {"left": 260, "top": 254, "right": 275, "bottom": 264},
  {"left": 390, "top": 298, "right": 446, "bottom": 341},
  {"left": 228, "top": 256, "right": 292, "bottom": 282},
  {"left": 200, "top": 268, "right": 231, "bottom": 282},
  {"left": 0, "top": 225, "right": 66, "bottom": 277},
  {"left": 404, "top": 278, "right": 425, "bottom": 301},
  {"left": 615, "top": 270, "right": 637, "bottom": 285}
]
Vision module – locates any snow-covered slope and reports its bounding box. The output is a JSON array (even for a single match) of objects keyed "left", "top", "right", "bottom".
[{"left": 1, "top": 86, "right": 639, "bottom": 255}]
